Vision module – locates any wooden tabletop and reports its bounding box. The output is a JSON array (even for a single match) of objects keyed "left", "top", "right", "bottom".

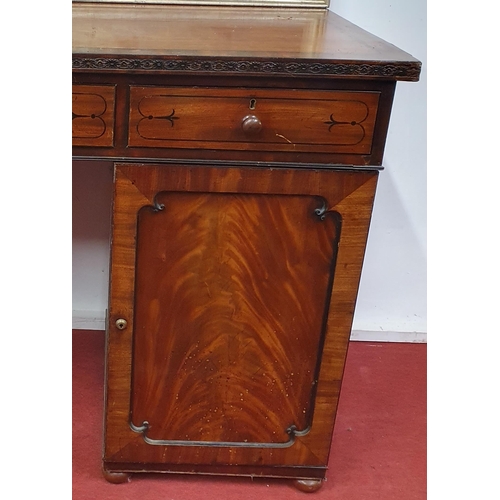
[{"left": 72, "top": 3, "right": 421, "bottom": 81}]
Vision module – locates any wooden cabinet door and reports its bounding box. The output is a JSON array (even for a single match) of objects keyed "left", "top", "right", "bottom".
[{"left": 104, "top": 163, "right": 377, "bottom": 478}]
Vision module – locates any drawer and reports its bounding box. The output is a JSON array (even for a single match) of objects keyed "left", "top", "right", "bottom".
[
  {"left": 128, "top": 87, "right": 379, "bottom": 155},
  {"left": 72, "top": 85, "right": 115, "bottom": 147}
]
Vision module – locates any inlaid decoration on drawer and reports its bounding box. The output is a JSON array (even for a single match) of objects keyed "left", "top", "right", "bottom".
[
  {"left": 128, "top": 87, "right": 380, "bottom": 154},
  {"left": 72, "top": 85, "right": 115, "bottom": 147}
]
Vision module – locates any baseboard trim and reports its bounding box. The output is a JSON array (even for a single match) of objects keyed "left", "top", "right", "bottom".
[
  {"left": 72, "top": 311, "right": 426, "bottom": 343},
  {"left": 72, "top": 311, "right": 106, "bottom": 330},
  {"left": 350, "top": 330, "right": 427, "bottom": 343}
]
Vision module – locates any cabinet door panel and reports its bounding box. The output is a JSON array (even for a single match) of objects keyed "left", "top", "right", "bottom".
[
  {"left": 132, "top": 192, "right": 340, "bottom": 445},
  {"left": 105, "top": 164, "right": 377, "bottom": 472}
]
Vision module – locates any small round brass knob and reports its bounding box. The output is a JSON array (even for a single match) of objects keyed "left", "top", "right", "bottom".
[
  {"left": 241, "top": 114, "right": 262, "bottom": 134},
  {"left": 115, "top": 318, "right": 128, "bottom": 330}
]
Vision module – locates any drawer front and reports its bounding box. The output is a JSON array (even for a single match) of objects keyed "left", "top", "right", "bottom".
[
  {"left": 72, "top": 85, "right": 115, "bottom": 147},
  {"left": 128, "top": 87, "right": 379, "bottom": 154}
]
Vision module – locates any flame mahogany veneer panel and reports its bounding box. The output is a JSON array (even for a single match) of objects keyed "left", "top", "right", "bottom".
[
  {"left": 104, "top": 164, "right": 378, "bottom": 473},
  {"left": 132, "top": 192, "right": 339, "bottom": 444}
]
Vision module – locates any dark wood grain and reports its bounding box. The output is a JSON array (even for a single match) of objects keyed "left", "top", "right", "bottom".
[
  {"left": 128, "top": 87, "right": 379, "bottom": 155},
  {"left": 72, "top": 85, "right": 115, "bottom": 147},
  {"left": 104, "top": 164, "right": 377, "bottom": 472},
  {"left": 132, "top": 192, "right": 339, "bottom": 445},
  {"left": 103, "top": 461, "right": 327, "bottom": 480},
  {"left": 72, "top": 5, "right": 421, "bottom": 81},
  {"left": 72, "top": 3, "right": 420, "bottom": 486},
  {"left": 72, "top": 73, "right": 396, "bottom": 166}
]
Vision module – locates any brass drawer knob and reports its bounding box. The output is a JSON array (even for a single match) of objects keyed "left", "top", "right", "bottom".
[
  {"left": 241, "top": 114, "right": 262, "bottom": 134},
  {"left": 115, "top": 318, "right": 128, "bottom": 330}
]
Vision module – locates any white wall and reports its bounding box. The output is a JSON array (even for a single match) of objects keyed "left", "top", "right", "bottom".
[
  {"left": 72, "top": 161, "right": 113, "bottom": 329},
  {"left": 332, "top": 0, "right": 427, "bottom": 340},
  {"left": 72, "top": 1, "right": 426, "bottom": 341}
]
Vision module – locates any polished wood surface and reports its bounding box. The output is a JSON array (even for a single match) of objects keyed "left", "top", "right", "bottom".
[
  {"left": 72, "top": 85, "right": 115, "bottom": 147},
  {"left": 104, "top": 164, "right": 377, "bottom": 473},
  {"left": 128, "top": 87, "right": 379, "bottom": 154},
  {"left": 72, "top": 4, "right": 420, "bottom": 81},
  {"left": 72, "top": 77, "right": 395, "bottom": 166},
  {"left": 72, "top": 3, "right": 419, "bottom": 167},
  {"left": 132, "top": 192, "right": 339, "bottom": 444},
  {"left": 72, "top": 2, "right": 421, "bottom": 487}
]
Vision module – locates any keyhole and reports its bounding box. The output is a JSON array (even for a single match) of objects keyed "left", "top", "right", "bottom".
[
  {"left": 115, "top": 318, "right": 128, "bottom": 330},
  {"left": 249, "top": 99, "right": 256, "bottom": 110}
]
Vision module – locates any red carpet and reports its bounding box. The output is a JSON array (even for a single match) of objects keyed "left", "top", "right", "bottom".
[{"left": 73, "top": 331, "right": 426, "bottom": 499}]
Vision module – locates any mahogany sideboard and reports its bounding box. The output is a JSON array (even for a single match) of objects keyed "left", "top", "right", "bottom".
[{"left": 72, "top": 2, "right": 421, "bottom": 492}]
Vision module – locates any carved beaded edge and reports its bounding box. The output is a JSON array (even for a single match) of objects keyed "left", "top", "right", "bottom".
[{"left": 72, "top": 57, "right": 421, "bottom": 81}]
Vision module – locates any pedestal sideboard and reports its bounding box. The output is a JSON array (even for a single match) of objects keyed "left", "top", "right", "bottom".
[{"left": 72, "top": 3, "right": 421, "bottom": 491}]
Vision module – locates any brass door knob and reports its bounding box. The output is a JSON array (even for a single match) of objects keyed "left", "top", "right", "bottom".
[
  {"left": 115, "top": 318, "right": 128, "bottom": 330},
  {"left": 241, "top": 114, "right": 262, "bottom": 134}
]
